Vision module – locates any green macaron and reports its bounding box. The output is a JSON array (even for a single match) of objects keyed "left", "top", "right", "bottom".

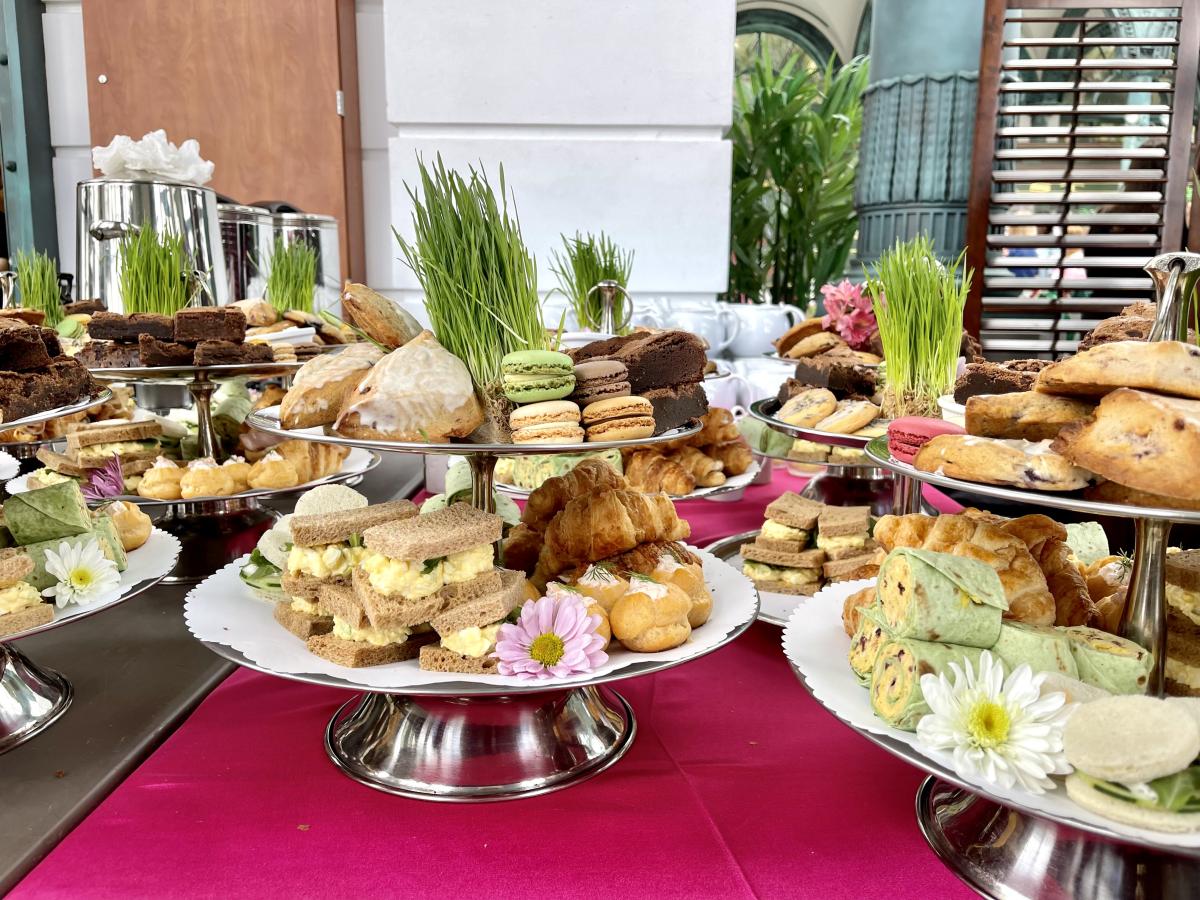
[{"left": 501, "top": 350, "right": 575, "bottom": 403}]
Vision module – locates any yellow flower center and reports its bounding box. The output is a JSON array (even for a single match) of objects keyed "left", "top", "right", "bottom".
[
  {"left": 530, "top": 633, "right": 565, "bottom": 667},
  {"left": 967, "top": 699, "right": 1010, "bottom": 749},
  {"left": 69, "top": 568, "right": 95, "bottom": 590}
]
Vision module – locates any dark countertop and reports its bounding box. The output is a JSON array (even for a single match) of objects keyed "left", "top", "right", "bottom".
[{"left": 0, "top": 453, "right": 425, "bottom": 892}]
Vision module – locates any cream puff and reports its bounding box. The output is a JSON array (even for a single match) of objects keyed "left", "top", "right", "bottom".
[
  {"left": 652, "top": 554, "right": 713, "bottom": 628},
  {"left": 571, "top": 564, "right": 627, "bottom": 615},
  {"left": 610, "top": 575, "right": 692, "bottom": 652},
  {"left": 247, "top": 450, "right": 300, "bottom": 490},
  {"left": 222, "top": 455, "right": 252, "bottom": 493},
  {"left": 104, "top": 500, "right": 152, "bottom": 551},
  {"left": 137, "top": 457, "right": 184, "bottom": 501},
  {"left": 180, "top": 458, "right": 237, "bottom": 499}
]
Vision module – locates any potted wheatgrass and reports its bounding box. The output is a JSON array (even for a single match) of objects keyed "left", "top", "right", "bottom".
[
  {"left": 265, "top": 237, "right": 317, "bottom": 314},
  {"left": 866, "top": 236, "right": 971, "bottom": 419},
  {"left": 396, "top": 155, "right": 548, "bottom": 439},
  {"left": 549, "top": 231, "right": 634, "bottom": 334},
  {"left": 117, "top": 228, "right": 197, "bottom": 314},
  {"left": 14, "top": 249, "right": 63, "bottom": 326}
]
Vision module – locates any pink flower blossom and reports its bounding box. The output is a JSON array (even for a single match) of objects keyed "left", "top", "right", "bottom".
[
  {"left": 820, "top": 280, "right": 878, "bottom": 351},
  {"left": 494, "top": 590, "right": 608, "bottom": 681},
  {"left": 82, "top": 455, "right": 126, "bottom": 501}
]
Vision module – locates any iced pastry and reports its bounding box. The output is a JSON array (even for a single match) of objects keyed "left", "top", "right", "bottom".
[
  {"left": 103, "top": 500, "right": 152, "bottom": 551},
  {"left": 247, "top": 450, "right": 299, "bottom": 490},
  {"left": 871, "top": 639, "right": 984, "bottom": 730},
  {"left": 180, "top": 458, "right": 237, "bottom": 499},
  {"left": 876, "top": 548, "right": 1006, "bottom": 648},
  {"left": 137, "top": 457, "right": 184, "bottom": 501}
]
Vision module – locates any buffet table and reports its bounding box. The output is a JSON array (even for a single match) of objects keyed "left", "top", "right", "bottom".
[{"left": 10, "top": 469, "right": 971, "bottom": 899}]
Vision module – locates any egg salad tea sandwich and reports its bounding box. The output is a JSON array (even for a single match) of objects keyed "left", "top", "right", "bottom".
[
  {"left": 306, "top": 581, "right": 437, "bottom": 668},
  {"left": 353, "top": 502, "right": 504, "bottom": 632},
  {"left": 277, "top": 499, "right": 418, "bottom": 639},
  {"left": 0, "top": 550, "right": 45, "bottom": 638},
  {"left": 419, "top": 568, "right": 526, "bottom": 674}
]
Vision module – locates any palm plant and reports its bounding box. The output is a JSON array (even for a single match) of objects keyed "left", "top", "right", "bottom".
[{"left": 726, "top": 52, "right": 869, "bottom": 306}]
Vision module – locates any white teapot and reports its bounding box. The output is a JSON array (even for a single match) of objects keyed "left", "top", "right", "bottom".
[{"left": 726, "top": 303, "right": 802, "bottom": 358}]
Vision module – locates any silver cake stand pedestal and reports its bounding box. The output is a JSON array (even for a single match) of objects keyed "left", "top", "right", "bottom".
[
  {"left": 89, "top": 363, "right": 304, "bottom": 582},
  {"left": 237, "top": 407, "right": 736, "bottom": 800}
]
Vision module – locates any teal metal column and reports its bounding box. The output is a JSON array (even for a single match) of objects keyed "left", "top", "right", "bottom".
[
  {"left": 854, "top": 0, "right": 984, "bottom": 262},
  {"left": 0, "top": 0, "right": 58, "bottom": 260}
]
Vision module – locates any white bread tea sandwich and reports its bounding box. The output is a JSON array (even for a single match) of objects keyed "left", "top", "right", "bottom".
[
  {"left": 278, "top": 499, "right": 418, "bottom": 639},
  {"left": 419, "top": 569, "right": 526, "bottom": 674},
  {"left": 0, "top": 550, "right": 46, "bottom": 638},
  {"left": 1064, "top": 695, "right": 1200, "bottom": 833},
  {"left": 334, "top": 330, "right": 483, "bottom": 442},
  {"left": 354, "top": 502, "right": 504, "bottom": 632},
  {"left": 1054, "top": 388, "right": 1200, "bottom": 502}
]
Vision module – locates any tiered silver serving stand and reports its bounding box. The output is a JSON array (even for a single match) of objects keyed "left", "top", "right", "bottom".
[
  {"left": 0, "top": 390, "right": 116, "bottom": 468},
  {"left": 822, "top": 251, "right": 1200, "bottom": 898},
  {"left": 232, "top": 408, "right": 756, "bottom": 801},
  {"left": 89, "top": 363, "right": 303, "bottom": 582},
  {"left": 749, "top": 398, "right": 906, "bottom": 515},
  {"left": 1, "top": 536, "right": 175, "bottom": 754}
]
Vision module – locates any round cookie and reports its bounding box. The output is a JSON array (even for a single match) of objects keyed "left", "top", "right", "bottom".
[
  {"left": 501, "top": 350, "right": 576, "bottom": 403},
  {"left": 815, "top": 399, "right": 880, "bottom": 435},
  {"left": 1064, "top": 694, "right": 1200, "bottom": 782},
  {"left": 778, "top": 388, "right": 837, "bottom": 428}
]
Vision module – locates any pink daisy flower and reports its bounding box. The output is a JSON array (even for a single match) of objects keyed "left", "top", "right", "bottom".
[{"left": 494, "top": 592, "right": 608, "bottom": 681}]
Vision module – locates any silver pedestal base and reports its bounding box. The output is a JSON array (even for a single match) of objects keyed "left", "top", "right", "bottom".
[
  {"left": 325, "top": 686, "right": 636, "bottom": 801},
  {"left": 154, "top": 500, "right": 277, "bottom": 584},
  {"left": 0, "top": 644, "right": 73, "bottom": 754},
  {"left": 917, "top": 777, "right": 1200, "bottom": 900}
]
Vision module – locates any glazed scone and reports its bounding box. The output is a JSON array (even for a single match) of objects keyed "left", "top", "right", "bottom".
[
  {"left": 1035, "top": 340, "right": 1200, "bottom": 400},
  {"left": 965, "top": 391, "right": 1096, "bottom": 442},
  {"left": 913, "top": 434, "right": 1092, "bottom": 491},
  {"left": 1054, "top": 388, "right": 1200, "bottom": 501}
]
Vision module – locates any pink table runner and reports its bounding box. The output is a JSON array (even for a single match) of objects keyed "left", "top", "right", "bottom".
[{"left": 14, "top": 468, "right": 970, "bottom": 899}]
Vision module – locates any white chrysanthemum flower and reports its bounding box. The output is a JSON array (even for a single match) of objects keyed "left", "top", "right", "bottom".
[
  {"left": 916, "top": 651, "right": 1074, "bottom": 795},
  {"left": 41, "top": 539, "right": 120, "bottom": 609}
]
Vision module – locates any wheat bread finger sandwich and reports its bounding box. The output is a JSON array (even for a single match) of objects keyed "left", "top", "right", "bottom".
[
  {"left": 64, "top": 420, "right": 163, "bottom": 467},
  {"left": 756, "top": 491, "right": 822, "bottom": 552},
  {"left": 741, "top": 544, "right": 826, "bottom": 595},
  {"left": 354, "top": 502, "right": 504, "bottom": 630},
  {"left": 278, "top": 499, "right": 418, "bottom": 639},
  {"left": 419, "top": 569, "right": 527, "bottom": 674},
  {"left": 0, "top": 550, "right": 46, "bottom": 638},
  {"left": 306, "top": 581, "right": 437, "bottom": 668}
]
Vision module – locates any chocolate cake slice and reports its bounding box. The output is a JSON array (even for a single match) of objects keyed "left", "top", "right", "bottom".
[
  {"left": 0, "top": 323, "right": 51, "bottom": 371},
  {"left": 89, "top": 311, "right": 175, "bottom": 343},
  {"left": 642, "top": 382, "right": 709, "bottom": 435},
  {"left": 138, "top": 334, "right": 195, "bottom": 367},
  {"left": 77, "top": 340, "right": 143, "bottom": 369},
  {"left": 64, "top": 300, "right": 106, "bottom": 316},
  {"left": 786, "top": 355, "right": 876, "bottom": 400},
  {"left": 173, "top": 307, "right": 247, "bottom": 344},
  {"left": 568, "top": 330, "right": 708, "bottom": 393},
  {"left": 952, "top": 361, "right": 1041, "bottom": 403},
  {"left": 0, "top": 358, "right": 97, "bottom": 422},
  {"left": 37, "top": 327, "right": 62, "bottom": 358},
  {"left": 193, "top": 340, "right": 274, "bottom": 366}
]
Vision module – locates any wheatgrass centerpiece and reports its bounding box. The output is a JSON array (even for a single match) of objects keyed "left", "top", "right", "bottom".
[
  {"left": 866, "top": 236, "right": 971, "bottom": 419},
  {"left": 265, "top": 237, "right": 317, "bottom": 314},
  {"left": 549, "top": 231, "right": 634, "bottom": 334},
  {"left": 117, "top": 228, "right": 196, "bottom": 315},
  {"left": 14, "top": 249, "right": 62, "bottom": 326},
  {"left": 396, "top": 156, "right": 548, "bottom": 439}
]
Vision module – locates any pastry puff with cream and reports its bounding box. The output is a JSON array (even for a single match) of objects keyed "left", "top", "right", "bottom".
[
  {"left": 248, "top": 450, "right": 299, "bottom": 489},
  {"left": 137, "top": 457, "right": 184, "bottom": 501},
  {"left": 610, "top": 575, "right": 692, "bottom": 652},
  {"left": 652, "top": 553, "right": 712, "bottom": 628},
  {"left": 180, "top": 458, "right": 237, "bottom": 499}
]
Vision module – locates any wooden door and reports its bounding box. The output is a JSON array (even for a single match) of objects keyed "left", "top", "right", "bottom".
[{"left": 81, "top": 0, "right": 364, "bottom": 282}]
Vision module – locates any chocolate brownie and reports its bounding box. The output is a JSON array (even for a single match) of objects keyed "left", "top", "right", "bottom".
[
  {"left": 0, "top": 309, "right": 45, "bottom": 326},
  {"left": 138, "top": 334, "right": 195, "bottom": 367},
  {"left": 0, "top": 357, "right": 97, "bottom": 423},
  {"left": 37, "top": 327, "right": 62, "bottom": 358},
  {"left": 193, "top": 340, "right": 274, "bottom": 366},
  {"left": 641, "top": 382, "right": 709, "bottom": 435},
  {"left": 64, "top": 300, "right": 106, "bottom": 316},
  {"left": 952, "top": 362, "right": 1038, "bottom": 403},
  {"left": 77, "top": 340, "right": 142, "bottom": 368},
  {"left": 785, "top": 355, "right": 876, "bottom": 400},
  {"left": 0, "top": 323, "right": 51, "bottom": 371},
  {"left": 89, "top": 311, "right": 175, "bottom": 343},
  {"left": 960, "top": 332, "right": 984, "bottom": 363},
  {"left": 173, "top": 308, "right": 247, "bottom": 344}
]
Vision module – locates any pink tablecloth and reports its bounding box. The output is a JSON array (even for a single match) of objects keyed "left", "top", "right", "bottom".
[{"left": 14, "top": 469, "right": 970, "bottom": 900}]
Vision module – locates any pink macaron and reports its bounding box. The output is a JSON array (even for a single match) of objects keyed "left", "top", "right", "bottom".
[{"left": 887, "top": 416, "right": 965, "bottom": 463}]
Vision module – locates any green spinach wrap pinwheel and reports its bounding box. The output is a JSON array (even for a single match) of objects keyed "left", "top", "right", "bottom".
[
  {"left": 870, "top": 638, "right": 984, "bottom": 731},
  {"left": 877, "top": 548, "right": 1007, "bottom": 648}
]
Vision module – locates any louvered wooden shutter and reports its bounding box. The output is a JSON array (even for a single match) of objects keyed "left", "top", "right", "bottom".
[{"left": 964, "top": 0, "right": 1200, "bottom": 357}]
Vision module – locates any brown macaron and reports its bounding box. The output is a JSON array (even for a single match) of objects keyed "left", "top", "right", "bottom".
[{"left": 581, "top": 396, "right": 655, "bottom": 442}]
